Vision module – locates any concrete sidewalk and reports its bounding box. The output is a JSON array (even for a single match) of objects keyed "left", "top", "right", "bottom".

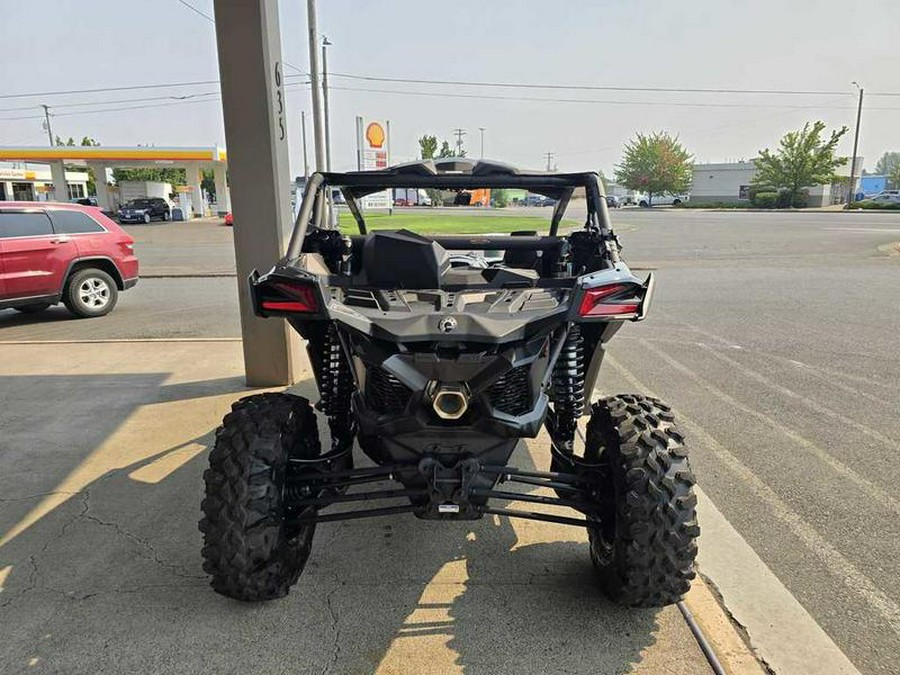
[{"left": 0, "top": 341, "right": 756, "bottom": 674}]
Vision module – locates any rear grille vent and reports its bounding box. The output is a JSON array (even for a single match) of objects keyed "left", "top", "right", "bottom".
[
  {"left": 365, "top": 366, "right": 412, "bottom": 415},
  {"left": 485, "top": 365, "right": 532, "bottom": 416},
  {"left": 344, "top": 288, "right": 380, "bottom": 309},
  {"left": 520, "top": 290, "right": 559, "bottom": 311}
]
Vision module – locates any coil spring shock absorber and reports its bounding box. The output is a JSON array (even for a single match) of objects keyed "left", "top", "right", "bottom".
[
  {"left": 551, "top": 324, "right": 585, "bottom": 453},
  {"left": 319, "top": 323, "right": 355, "bottom": 449}
]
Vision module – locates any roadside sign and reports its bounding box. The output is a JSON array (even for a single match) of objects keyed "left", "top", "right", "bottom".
[{"left": 357, "top": 116, "right": 391, "bottom": 209}]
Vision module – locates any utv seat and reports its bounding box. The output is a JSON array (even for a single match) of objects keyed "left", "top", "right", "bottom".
[{"left": 361, "top": 230, "right": 450, "bottom": 288}]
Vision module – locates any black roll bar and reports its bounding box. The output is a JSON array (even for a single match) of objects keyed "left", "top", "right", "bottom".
[{"left": 286, "top": 172, "right": 324, "bottom": 258}]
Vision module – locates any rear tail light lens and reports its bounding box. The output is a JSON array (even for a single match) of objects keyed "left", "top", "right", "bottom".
[
  {"left": 260, "top": 279, "right": 319, "bottom": 313},
  {"left": 578, "top": 283, "right": 640, "bottom": 317}
]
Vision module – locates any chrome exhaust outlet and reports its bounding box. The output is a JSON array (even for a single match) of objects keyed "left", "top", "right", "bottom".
[{"left": 430, "top": 383, "right": 469, "bottom": 420}]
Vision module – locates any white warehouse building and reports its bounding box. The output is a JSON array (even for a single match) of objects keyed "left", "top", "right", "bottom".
[{"left": 690, "top": 160, "right": 854, "bottom": 207}]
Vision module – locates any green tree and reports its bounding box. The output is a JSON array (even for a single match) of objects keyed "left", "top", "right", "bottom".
[
  {"left": 614, "top": 131, "right": 692, "bottom": 206},
  {"left": 874, "top": 151, "right": 900, "bottom": 187},
  {"left": 201, "top": 169, "right": 216, "bottom": 199},
  {"left": 112, "top": 167, "right": 187, "bottom": 185},
  {"left": 753, "top": 121, "right": 848, "bottom": 204},
  {"left": 889, "top": 163, "right": 900, "bottom": 192},
  {"left": 418, "top": 134, "right": 438, "bottom": 159},
  {"left": 54, "top": 136, "right": 101, "bottom": 194},
  {"left": 597, "top": 169, "right": 609, "bottom": 192},
  {"left": 438, "top": 140, "right": 465, "bottom": 158}
]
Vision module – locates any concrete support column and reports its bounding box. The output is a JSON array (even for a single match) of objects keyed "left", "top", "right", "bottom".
[
  {"left": 89, "top": 164, "right": 112, "bottom": 211},
  {"left": 213, "top": 161, "right": 230, "bottom": 215},
  {"left": 214, "top": 0, "right": 300, "bottom": 386},
  {"left": 50, "top": 160, "right": 68, "bottom": 202},
  {"left": 187, "top": 164, "right": 204, "bottom": 217}
]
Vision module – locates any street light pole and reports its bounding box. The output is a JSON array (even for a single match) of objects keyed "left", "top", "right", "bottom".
[
  {"left": 846, "top": 82, "right": 863, "bottom": 208},
  {"left": 322, "top": 37, "right": 333, "bottom": 172},
  {"left": 41, "top": 104, "right": 53, "bottom": 146},
  {"left": 305, "top": 0, "right": 325, "bottom": 172},
  {"left": 478, "top": 127, "right": 485, "bottom": 158}
]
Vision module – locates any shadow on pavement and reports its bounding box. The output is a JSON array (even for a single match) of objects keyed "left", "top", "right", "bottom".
[
  {"left": 0, "top": 373, "right": 664, "bottom": 675},
  {"left": 0, "top": 306, "right": 82, "bottom": 329}
]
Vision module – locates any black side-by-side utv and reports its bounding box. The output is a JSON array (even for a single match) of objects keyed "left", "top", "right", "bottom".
[{"left": 200, "top": 159, "right": 699, "bottom": 606}]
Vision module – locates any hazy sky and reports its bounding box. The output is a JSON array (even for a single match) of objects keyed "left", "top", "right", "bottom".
[{"left": 2, "top": 0, "right": 898, "bottom": 177}]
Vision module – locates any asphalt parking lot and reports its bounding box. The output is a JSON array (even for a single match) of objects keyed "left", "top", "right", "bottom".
[{"left": 2, "top": 208, "right": 899, "bottom": 674}]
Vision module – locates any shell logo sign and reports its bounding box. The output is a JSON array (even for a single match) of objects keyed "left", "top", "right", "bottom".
[{"left": 365, "top": 122, "right": 386, "bottom": 149}]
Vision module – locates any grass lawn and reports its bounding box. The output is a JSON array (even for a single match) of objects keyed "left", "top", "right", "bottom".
[{"left": 338, "top": 211, "right": 575, "bottom": 234}]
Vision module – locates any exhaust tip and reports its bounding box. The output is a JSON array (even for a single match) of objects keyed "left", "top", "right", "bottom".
[{"left": 432, "top": 384, "right": 469, "bottom": 420}]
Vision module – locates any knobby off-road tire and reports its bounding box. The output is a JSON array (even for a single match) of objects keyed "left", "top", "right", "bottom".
[
  {"left": 200, "top": 393, "right": 321, "bottom": 601},
  {"left": 585, "top": 394, "right": 699, "bottom": 607}
]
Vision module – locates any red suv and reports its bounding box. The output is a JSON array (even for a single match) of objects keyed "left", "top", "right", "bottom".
[{"left": 0, "top": 202, "right": 139, "bottom": 318}]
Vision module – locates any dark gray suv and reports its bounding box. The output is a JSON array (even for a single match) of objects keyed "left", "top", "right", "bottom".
[{"left": 117, "top": 198, "right": 170, "bottom": 224}]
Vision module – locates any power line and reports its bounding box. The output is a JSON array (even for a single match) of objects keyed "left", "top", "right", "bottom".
[
  {"left": 0, "top": 83, "right": 311, "bottom": 122},
  {"left": 330, "top": 72, "right": 900, "bottom": 98},
  {"left": 173, "top": 0, "right": 307, "bottom": 76},
  {"left": 0, "top": 80, "right": 222, "bottom": 100},
  {"left": 5, "top": 80, "right": 900, "bottom": 126},
  {"left": 4, "top": 70, "right": 898, "bottom": 104},
  {"left": 328, "top": 84, "right": 865, "bottom": 110},
  {"left": 1, "top": 92, "right": 222, "bottom": 115},
  {"left": 176, "top": 0, "right": 214, "bottom": 22},
  {"left": 0, "top": 69, "right": 306, "bottom": 104}
]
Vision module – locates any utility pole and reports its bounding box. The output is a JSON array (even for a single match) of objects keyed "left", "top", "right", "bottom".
[
  {"left": 544, "top": 152, "right": 555, "bottom": 172},
  {"left": 301, "top": 111, "right": 309, "bottom": 179},
  {"left": 478, "top": 127, "right": 485, "bottom": 159},
  {"left": 452, "top": 128, "right": 466, "bottom": 156},
  {"left": 306, "top": 0, "right": 325, "bottom": 172},
  {"left": 846, "top": 82, "right": 863, "bottom": 208},
  {"left": 321, "top": 36, "right": 333, "bottom": 172},
  {"left": 41, "top": 104, "right": 53, "bottom": 146}
]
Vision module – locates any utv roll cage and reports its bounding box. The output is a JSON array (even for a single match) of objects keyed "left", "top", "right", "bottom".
[{"left": 286, "top": 158, "right": 620, "bottom": 265}]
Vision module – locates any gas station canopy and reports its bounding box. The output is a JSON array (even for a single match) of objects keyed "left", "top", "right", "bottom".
[{"left": 0, "top": 145, "right": 230, "bottom": 215}]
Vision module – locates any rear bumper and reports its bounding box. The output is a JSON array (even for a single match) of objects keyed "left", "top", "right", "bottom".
[{"left": 123, "top": 277, "right": 139, "bottom": 290}]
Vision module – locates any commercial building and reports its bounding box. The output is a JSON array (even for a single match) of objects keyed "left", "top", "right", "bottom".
[
  {"left": 691, "top": 159, "right": 859, "bottom": 206},
  {"left": 0, "top": 163, "right": 90, "bottom": 202},
  {"left": 0, "top": 146, "right": 230, "bottom": 215}
]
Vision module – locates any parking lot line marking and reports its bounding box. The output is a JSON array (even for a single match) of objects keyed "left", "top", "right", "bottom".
[
  {"left": 639, "top": 339, "right": 900, "bottom": 517},
  {"left": 697, "top": 343, "right": 899, "bottom": 449},
  {"left": 660, "top": 317, "right": 900, "bottom": 395},
  {"left": 607, "top": 354, "right": 900, "bottom": 645}
]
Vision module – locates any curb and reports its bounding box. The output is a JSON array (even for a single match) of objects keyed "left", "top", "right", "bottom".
[{"left": 684, "top": 575, "right": 768, "bottom": 674}]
